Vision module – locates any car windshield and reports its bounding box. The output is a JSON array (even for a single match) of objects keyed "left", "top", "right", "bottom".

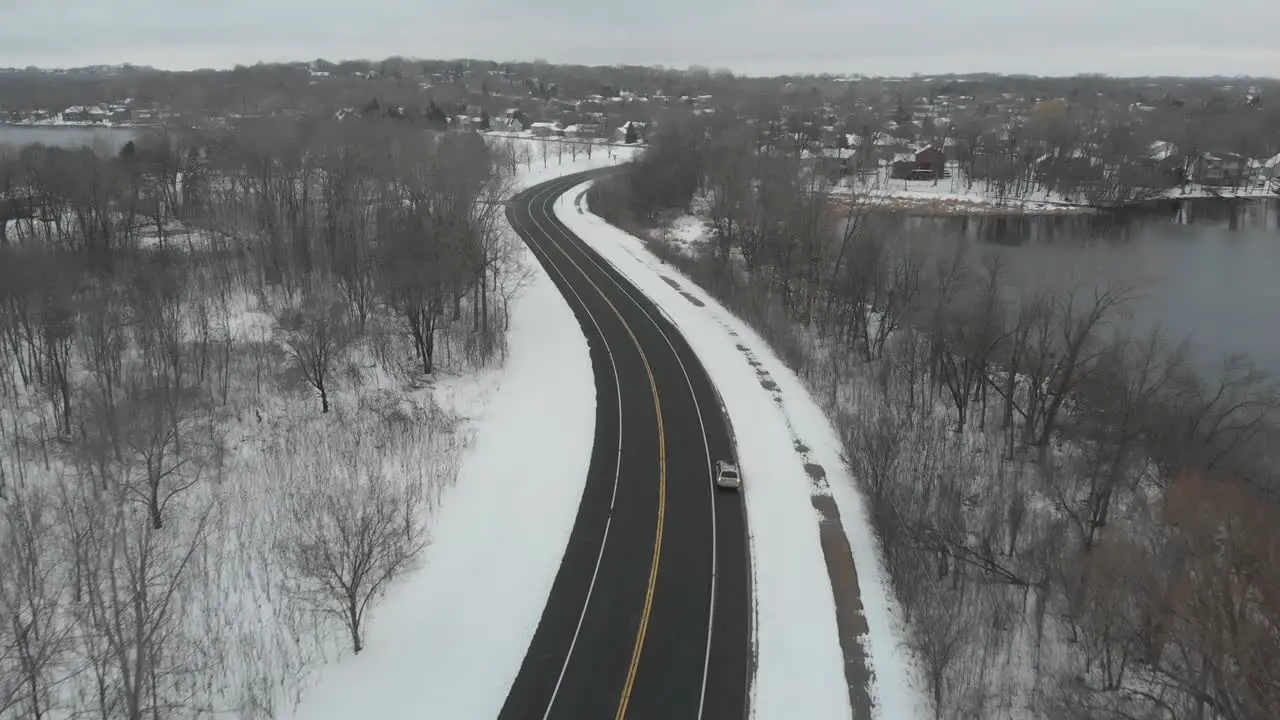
[{"left": 722, "top": 470, "right": 737, "bottom": 478}]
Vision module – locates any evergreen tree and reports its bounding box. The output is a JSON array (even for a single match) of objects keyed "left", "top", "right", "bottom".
[
  {"left": 425, "top": 101, "right": 449, "bottom": 131},
  {"left": 624, "top": 122, "right": 639, "bottom": 144},
  {"left": 893, "top": 94, "right": 912, "bottom": 125}
]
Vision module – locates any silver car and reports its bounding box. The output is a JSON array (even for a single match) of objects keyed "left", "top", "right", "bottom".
[{"left": 714, "top": 460, "right": 742, "bottom": 490}]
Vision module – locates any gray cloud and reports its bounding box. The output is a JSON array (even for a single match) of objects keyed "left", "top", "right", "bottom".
[{"left": 3, "top": 0, "right": 1279, "bottom": 76}]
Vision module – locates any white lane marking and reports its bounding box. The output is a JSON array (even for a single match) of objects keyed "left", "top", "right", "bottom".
[
  {"left": 512, "top": 178, "right": 626, "bottom": 720},
  {"left": 536, "top": 182, "right": 722, "bottom": 720}
]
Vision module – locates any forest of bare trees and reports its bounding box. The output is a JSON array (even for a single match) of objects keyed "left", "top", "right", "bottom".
[
  {"left": 592, "top": 117, "right": 1280, "bottom": 720},
  {"left": 0, "top": 115, "right": 521, "bottom": 716}
]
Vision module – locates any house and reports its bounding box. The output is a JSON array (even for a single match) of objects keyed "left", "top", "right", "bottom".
[
  {"left": 61, "top": 106, "right": 90, "bottom": 123},
  {"left": 913, "top": 145, "right": 946, "bottom": 179},
  {"left": 1142, "top": 141, "right": 1188, "bottom": 184},
  {"left": 451, "top": 115, "right": 482, "bottom": 131},
  {"left": 489, "top": 115, "right": 524, "bottom": 132},
  {"left": 1194, "top": 152, "right": 1250, "bottom": 186},
  {"left": 528, "top": 121, "right": 563, "bottom": 137},
  {"left": 615, "top": 121, "right": 647, "bottom": 143},
  {"left": 812, "top": 147, "right": 852, "bottom": 176},
  {"left": 564, "top": 123, "right": 601, "bottom": 139},
  {"left": 1035, "top": 149, "right": 1105, "bottom": 187},
  {"left": 890, "top": 145, "right": 947, "bottom": 180}
]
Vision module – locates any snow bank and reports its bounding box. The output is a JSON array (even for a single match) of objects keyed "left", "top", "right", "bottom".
[
  {"left": 281, "top": 144, "right": 633, "bottom": 718},
  {"left": 555, "top": 185, "right": 926, "bottom": 719}
]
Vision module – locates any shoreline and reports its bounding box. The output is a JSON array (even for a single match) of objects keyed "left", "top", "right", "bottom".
[
  {"left": 831, "top": 189, "right": 1278, "bottom": 217},
  {"left": 1, "top": 120, "right": 141, "bottom": 129}
]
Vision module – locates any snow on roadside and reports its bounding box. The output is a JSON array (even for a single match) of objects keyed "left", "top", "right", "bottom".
[
  {"left": 280, "top": 143, "right": 633, "bottom": 719},
  {"left": 556, "top": 186, "right": 929, "bottom": 719},
  {"left": 491, "top": 135, "right": 641, "bottom": 191},
  {"left": 554, "top": 186, "right": 922, "bottom": 719}
]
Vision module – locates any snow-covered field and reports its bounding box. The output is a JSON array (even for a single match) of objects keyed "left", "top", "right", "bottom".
[
  {"left": 279, "top": 139, "right": 638, "bottom": 718},
  {"left": 556, "top": 183, "right": 927, "bottom": 719}
]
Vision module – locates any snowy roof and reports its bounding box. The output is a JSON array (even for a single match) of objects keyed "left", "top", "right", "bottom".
[
  {"left": 1148, "top": 140, "right": 1177, "bottom": 161},
  {"left": 1263, "top": 152, "right": 1280, "bottom": 169}
]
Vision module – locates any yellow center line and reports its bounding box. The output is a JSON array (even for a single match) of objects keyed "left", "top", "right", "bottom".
[{"left": 534, "top": 182, "right": 665, "bottom": 720}]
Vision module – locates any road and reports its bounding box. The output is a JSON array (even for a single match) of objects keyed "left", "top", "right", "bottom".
[{"left": 499, "top": 171, "right": 752, "bottom": 720}]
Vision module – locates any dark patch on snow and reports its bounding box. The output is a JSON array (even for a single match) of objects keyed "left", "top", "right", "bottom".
[
  {"left": 657, "top": 275, "right": 706, "bottom": 306},
  {"left": 794, "top": 439, "right": 810, "bottom": 453},
  {"left": 803, "top": 462, "right": 827, "bottom": 483},
  {"left": 680, "top": 291, "right": 705, "bottom": 307}
]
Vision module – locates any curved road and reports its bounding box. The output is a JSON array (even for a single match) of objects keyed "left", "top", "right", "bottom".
[{"left": 499, "top": 172, "right": 752, "bottom": 720}]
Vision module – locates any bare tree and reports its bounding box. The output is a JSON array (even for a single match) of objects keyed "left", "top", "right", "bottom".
[
  {"left": 280, "top": 281, "right": 355, "bottom": 413},
  {"left": 72, "top": 480, "right": 215, "bottom": 720},
  {"left": 278, "top": 437, "right": 427, "bottom": 654},
  {"left": 935, "top": 253, "right": 1009, "bottom": 433},
  {"left": 0, "top": 488, "right": 72, "bottom": 719}
]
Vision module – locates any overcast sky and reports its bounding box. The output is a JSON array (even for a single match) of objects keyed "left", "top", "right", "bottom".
[{"left": 4, "top": 0, "right": 1280, "bottom": 78}]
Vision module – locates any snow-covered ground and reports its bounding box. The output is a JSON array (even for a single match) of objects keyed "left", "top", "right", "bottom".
[
  {"left": 556, "top": 184, "right": 928, "bottom": 719},
  {"left": 279, "top": 139, "right": 638, "bottom": 718},
  {"left": 492, "top": 135, "right": 641, "bottom": 191},
  {"left": 483, "top": 128, "right": 643, "bottom": 150}
]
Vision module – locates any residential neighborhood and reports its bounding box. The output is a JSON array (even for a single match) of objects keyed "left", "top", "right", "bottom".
[{"left": 3, "top": 62, "right": 1278, "bottom": 206}]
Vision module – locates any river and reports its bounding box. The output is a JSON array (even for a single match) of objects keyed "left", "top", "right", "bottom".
[
  {"left": 886, "top": 198, "right": 1280, "bottom": 380},
  {"left": 0, "top": 123, "right": 140, "bottom": 153}
]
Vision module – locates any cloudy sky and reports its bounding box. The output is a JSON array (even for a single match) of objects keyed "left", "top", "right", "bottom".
[{"left": 4, "top": 0, "right": 1280, "bottom": 77}]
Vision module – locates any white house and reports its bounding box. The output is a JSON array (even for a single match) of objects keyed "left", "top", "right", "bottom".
[
  {"left": 563, "top": 123, "right": 601, "bottom": 139},
  {"left": 489, "top": 116, "right": 524, "bottom": 132},
  {"left": 528, "top": 121, "right": 563, "bottom": 137},
  {"left": 614, "top": 121, "right": 647, "bottom": 143}
]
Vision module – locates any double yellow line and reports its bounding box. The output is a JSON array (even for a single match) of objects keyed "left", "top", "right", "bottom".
[{"left": 532, "top": 181, "right": 666, "bottom": 720}]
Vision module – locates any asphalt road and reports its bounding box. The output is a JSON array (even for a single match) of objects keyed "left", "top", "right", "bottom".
[{"left": 499, "top": 171, "right": 751, "bottom": 720}]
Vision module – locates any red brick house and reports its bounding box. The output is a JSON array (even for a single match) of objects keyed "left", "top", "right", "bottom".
[
  {"left": 913, "top": 145, "right": 946, "bottom": 179},
  {"left": 890, "top": 145, "right": 948, "bottom": 180}
]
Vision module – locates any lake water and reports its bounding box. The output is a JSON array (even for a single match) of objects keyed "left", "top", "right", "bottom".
[
  {"left": 885, "top": 198, "right": 1280, "bottom": 380},
  {"left": 0, "top": 124, "right": 139, "bottom": 153}
]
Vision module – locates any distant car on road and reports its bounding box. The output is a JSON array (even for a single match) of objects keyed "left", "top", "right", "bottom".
[{"left": 714, "top": 460, "right": 741, "bottom": 490}]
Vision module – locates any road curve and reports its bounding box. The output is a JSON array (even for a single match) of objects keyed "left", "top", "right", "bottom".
[{"left": 499, "top": 172, "right": 752, "bottom": 720}]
